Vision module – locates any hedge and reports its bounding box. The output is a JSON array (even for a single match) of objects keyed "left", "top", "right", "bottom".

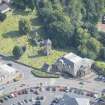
[{"left": 31, "top": 70, "right": 59, "bottom": 78}]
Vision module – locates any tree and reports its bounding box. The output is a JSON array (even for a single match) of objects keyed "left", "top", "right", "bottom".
[
  {"left": 0, "top": 13, "right": 6, "bottom": 22},
  {"left": 47, "top": 20, "right": 72, "bottom": 48},
  {"left": 12, "top": 0, "right": 26, "bottom": 10},
  {"left": 87, "top": 37, "right": 102, "bottom": 54},
  {"left": 12, "top": 46, "right": 25, "bottom": 59},
  {"left": 98, "top": 32, "right": 105, "bottom": 46},
  {"left": 19, "top": 19, "right": 31, "bottom": 35},
  {"left": 27, "top": 0, "right": 35, "bottom": 11},
  {"left": 83, "top": 37, "right": 102, "bottom": 59},
  {"left": 35, "top": 0, "right": 105, "bottom": 60},
  {"left": 99, "top": 47, "right": 105, "bottom": 61}
]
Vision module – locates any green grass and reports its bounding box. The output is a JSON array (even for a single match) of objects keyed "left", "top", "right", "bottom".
[
  {"left": 0, "top": 11, "right": 66, "bottom": 68},
  {"left": 95, "top": 61, "right": 105, "bottom": 75},
  {"left": 31, "top": 70, "right": 59, "bottom": 78}
]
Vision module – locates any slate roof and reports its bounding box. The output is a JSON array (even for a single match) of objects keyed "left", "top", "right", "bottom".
[{"left": 63, "top": 53, "right": 82, "bottom": 65}]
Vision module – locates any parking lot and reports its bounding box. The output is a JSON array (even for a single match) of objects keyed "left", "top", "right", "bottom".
[{"left": 1, "top": 85, "right": 99, "bottom": 105}]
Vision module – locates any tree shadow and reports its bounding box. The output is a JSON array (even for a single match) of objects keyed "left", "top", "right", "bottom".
[
  {"left": 12, "top": 9, "right": 31, "bottom": 16},
  {"left": 2, "top": 31, "right": 21, "bottom": 38},
  {"left": 31, "top": 17, "right": 42, "bottom": 26},
  {"left": 0, "top": 54, "right": 14, "bottom": 61},
  {"left": 61, "top": 72, "right": 74, "bottom": 79},
  {"left": 28, "top": 54, "right": 43, "bottom": 59}
]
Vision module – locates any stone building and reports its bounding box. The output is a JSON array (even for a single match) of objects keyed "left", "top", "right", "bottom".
[
  {"left": 51, "top": 52, "right": 94, "bottom": 78},
  {"left": 39, "top": 39, "right": 52, "bottom": 56}
]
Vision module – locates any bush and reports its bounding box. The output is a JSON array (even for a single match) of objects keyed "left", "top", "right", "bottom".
[
  {"left": 12, "top": 45, "right": 25, "bottom": 59},
  {"left": 0, "top": 13, "right": 6, "bottom": 22},
  {"left": 31, "top": 70, "right": 59, "bottom": 78}
]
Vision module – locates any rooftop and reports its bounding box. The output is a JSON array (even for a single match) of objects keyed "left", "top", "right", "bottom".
[{"left": 63, "top": 52, "right": 82, "bottom": 64}]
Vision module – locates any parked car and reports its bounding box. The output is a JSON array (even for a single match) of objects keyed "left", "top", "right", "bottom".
[
  {"left": 0, "top": 99, "right": 3, "bottom": 104},
  {"left": 35, "top": 100, "right": 41, "bottom": 105},
  {"left": 3, "top": 96, "right": 8, "bottom": 100},
  {"left": 7, "top": 63, "right": 12, "bottom": 66}
]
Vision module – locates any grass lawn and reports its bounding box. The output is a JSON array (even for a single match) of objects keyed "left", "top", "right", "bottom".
[{"left": 0, "top": 11, "right": 66, "bottom": 69}]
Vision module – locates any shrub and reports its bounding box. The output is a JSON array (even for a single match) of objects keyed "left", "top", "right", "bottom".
[
  {"left": 0, "top": 13, "right": 6, "bottom": 22},
  {"left": 19, "top": 19, "right": 31, "bottom": 35},
  {"left": 12, "top": 45, "right": 25, "bottom": 59}
]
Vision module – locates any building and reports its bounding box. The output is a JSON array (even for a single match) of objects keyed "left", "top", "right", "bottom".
[
  {"left": 39, "top": 39, "right": 52, "bottom": 56},
  {"left": 51, "top": 52, "right": 94, "bottom": 77},
  {"left": 0, "top": 62, "right": 16, "bottom": 82},
  {"left": 102, "top": 15, "right": 105, "bottom": 24},
  {"left": 0, "top": 0, "right": 11, "bottom": 13},
  {"left": 54, "top": 94, "right": 90, "bottom": 105}
]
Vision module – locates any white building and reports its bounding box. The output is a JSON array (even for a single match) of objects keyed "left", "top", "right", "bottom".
[
  {"left": 51, "top": 52, "right": 94, "bottom": 77},
  {"left": 0, "top": 62, "right": 16, "bottom": 82}
]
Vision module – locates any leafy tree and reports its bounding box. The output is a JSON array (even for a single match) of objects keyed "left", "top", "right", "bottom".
[
  {"left": 87, "top": 37, "right": 102, "bottom": 54},
  {"left": 12, "top": 0, "right": 26, "bottom": 10},
  {"left": 0, "top": 13, "right": 6, "bottom": 22},
  {"left": 47, "top": 20, "right": 72, "bottom": 48},
  {"left": 99, "top": 47, "right": 105, "bottom": 60},
  {"left": 79, "top": 37, "right": 102, "bottom": 59},
  {"left": 98, "top": 32, "right": 105, "bottom": 46},
  {"left": 19, "top": 19, "right": 31, "bottom": 35},
  {"left": 12, "top": 46, "right": 25, "bottom": 59},
  {"left": 74, "top": 27, "right": 90, "bottom": 47},
  {"left": 13, "top": 0, "right": 36, "bottom": 10},
  {"left": 26, "top": 0, "right": 35, "bottom": 11}
]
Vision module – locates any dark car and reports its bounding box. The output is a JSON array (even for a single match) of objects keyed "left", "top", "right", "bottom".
[
  {"left": 35, "top": 100, "right": 41, "bottom": 105},
  {"left": 0, "top": 99, "right": 3, "bottom": 103},
  {"left": 24, "top": 99, "right": 28, "bottom": 103},
  {"left": 4, "top": 97, "right": 8, "bottom": 100},
  {"left": 52, "top": 98, "right": 59, "bottom": 103},
  {"left": 33, "top": 91, "right": 39, "bottom": 95},
  {"left": 7, "top": 95, "right": 13, "bottom": 99},
  {"left": 7, "top": 63, "right": 12, "bottom": 66}
]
